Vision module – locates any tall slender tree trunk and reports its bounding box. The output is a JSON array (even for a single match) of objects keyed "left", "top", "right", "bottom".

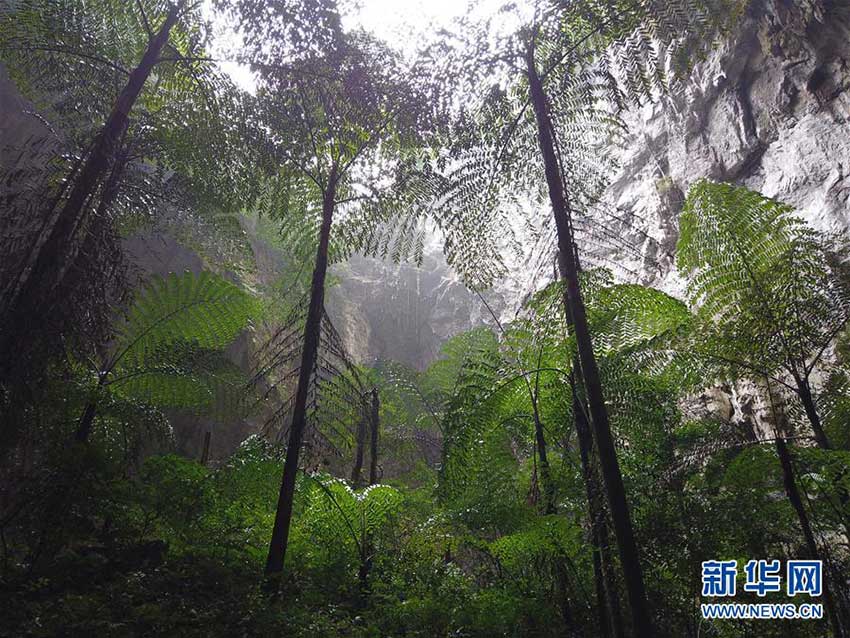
[
  {"left": 591, "top": 542, "right": 612, "bottom": 638},
  {"left": 357, "top": 539, "right": 373, "bottom": 606},
  {"left": 478, "top": 291, "right": 555, "bottom": 512},
  {"left": 351, "top": 410, "right": 367, "bottom": 488},
  {"left": 532, "top": 397, "right": 555, "bottom": 514},
  {"left": 775, "top": 434, "right": 844, "bottom": 637},
  {"left": 794, "top": 376, "right": 850, "bottom": 538},
  {"left": 572, "top": 369, "right": 625, "bottom": 638},
  {"left": 200, "top": 430, "right": 211, "bottom": 466},
  {"left": 368, "top": 388, "right": 379, "bottom": 486},
  {"left": 74, "top": 372, "right": 108, "bottom": 442},
  {"left": 525, "top": 46, "right": 653, "bottom": 637},
  {"left": 796, "top": 376, "right": 832, "bottom": 451},
  {"left": 0, "top": 4, "right": 180, "bottom": 357},
  {"left": 266, "top": 174, "right": 337, "bottom": 575},
  {"left": 67, "top": 155, "right": 129, "bottom": 446},
  {"left": 766, "top": 381, "right": 845, "bottom": 636},
  {"left": 75, "top": 402, "right": 98, "bottom": 444}
]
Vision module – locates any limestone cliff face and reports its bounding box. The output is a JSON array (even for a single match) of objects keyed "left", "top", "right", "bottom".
[
  {"left": 327, "top": 254, "right": 498, "bottom": 369},
  {"left": 592, "top": 0, "right": 850, "bottom": 296}
]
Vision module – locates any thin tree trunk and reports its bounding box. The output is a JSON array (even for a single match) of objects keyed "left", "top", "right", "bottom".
[
  {"left": 1, "top": 4, "right": 180, "bottom": 355},
  {"left": 532, "top": 417, "right": 553, "bottom": 512},
  {"left": 532, "top": 371, "right": 556, "bottom": 514},
  {"left": 265, "top": 174, "right": 337, "bottom": 575},
  {"left": 526, "top": 47, "right": 652, "bottom": 637},
  {"left": 775, "top": 435, "right": 844, "bottom": 637},
  {"left": 796, "top": 377, "right": 832, "bottom": 450},
  {"left": 531, "top": 367, "right": 571, "bottom": 628},
  {"left": 767, "top": 382, "right": 844, "bottom": 637},
  {"left": 74, "top": 372, "right": 108, "bottom": 442},
  {"left": 553, "top": 558, "right": 576, "bottom": 632},
  {"left": 351, "top": 412, "right": 367, "bottom": 487},
  {"left": 200, "top": 430, "right": 211, "bottom": 466},
  {"left": 572, "top": 370, "right": 625, "bottom": 638},
  {"left": 57, "top": 136, "right": 130, "bottom": 324},
  {"left": 368, "top": 388, "right": 379, "bottom": 485},
  {"left": 477, "top": 290, "right": 555, "bottom": 513},
  {"left": 75, "top": 402, "right": 98, "bottom": 443},
  {"left": 795, "top": 375, "right": 850, "bottom": 537},
  {"left": 357, "top": 531, "right": 373, "bottom": 607},
  {"left": 591, "top": 542, "right": 612, "bottom": 638}
]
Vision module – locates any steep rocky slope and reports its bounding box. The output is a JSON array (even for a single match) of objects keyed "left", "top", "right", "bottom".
[{"left": 590, "top": 0, "right": 850, "bottom": 295}]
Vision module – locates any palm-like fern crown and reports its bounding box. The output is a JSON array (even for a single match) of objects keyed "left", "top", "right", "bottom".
[
  {"left": 438, "top": 269, "right": 690, "bottom": 497},
  {"left": 107, "top": 271, "right": 255, "bottom": 416},
  {"left": 678, "top": 180, "right": 850, "bottom": 377},
  {"left": 248, "top": 28, "right": 440, "bottom": 270},
  {"left": 0, "top": 0, "right": 259, "bottom": 223},
  {"left": 424, "top": 0, "right": 743, "bottom": 288}
]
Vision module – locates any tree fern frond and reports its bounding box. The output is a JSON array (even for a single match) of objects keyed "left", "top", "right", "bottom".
[{"left": 114, "top": 270, "right": 254, "bottom": 370}]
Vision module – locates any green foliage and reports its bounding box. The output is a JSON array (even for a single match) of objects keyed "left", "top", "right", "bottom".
[
  {"left": 678, "top": 180, "right": 850, "bottom": 382},
  {"left": 300, "top": 477, "right": 403, "bottom": 570},
  {"left": 3, "top": 3, "right": 850, "bottom": 638},
  {"left": 105, "top": 271, "right": 255, "bottom": 414},
  {"left": 117, "top": 271, "right": 253, "bottom": 359},
  {"left": 439, "top": 273, "right": 688, "bottom": 506},
  {"left": 489, "top": 515, "right": 580, "bottom": 571},
  {"left": 0, "top": 0, "right": 258, "bottom": 216},
  {"left": 426, "top": 0, "right": 743, "bottom": 286}
]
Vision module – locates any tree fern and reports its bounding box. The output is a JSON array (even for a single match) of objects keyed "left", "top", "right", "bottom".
[
  {"left": 300, "top": 474, "right": 403, "bottom": 578},
  {"left": 430, "top": 7, "right": 741, "bottom": 629},
  {"left": 678, "top": 180, "right": 850, "bottom": 450},
  {"left": 0, "top": 0, "right": 261, "bottom": 396},
  {"left": 73, "top": 271, "right": 256, "bottom": 442},
  {"left": 438, "top": 275, "right": 688, "bottom": 499}
]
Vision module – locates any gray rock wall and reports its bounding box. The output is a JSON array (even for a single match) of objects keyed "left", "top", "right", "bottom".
[
  {"left": 596, "top": 0, "right": 850, "bottom": 296},
  {"left": 327, "top": 254, "right": 498, "bottom": 369}
]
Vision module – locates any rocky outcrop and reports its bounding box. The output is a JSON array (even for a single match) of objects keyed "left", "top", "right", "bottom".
[
  {"left": 592, "top": 0, "right": 850, "bottom": 296},
  {"left": 333, "top": 2, "right": 850, "bottom": 367}
]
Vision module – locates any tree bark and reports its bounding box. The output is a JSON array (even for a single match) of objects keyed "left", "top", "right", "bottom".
[
  {"left": 572, "top": 370, "right": 625, "bottom": 638},
  {"left": 351, "top": 410, "right": 367, "bottom": 488},
  {"left": 74, "top": 402, "right": 98, "bottom": 444},
  {"left": 525, "top": 46, "right": 652, "bottom": 637},
  {"left": 200, "top": 430, "right": 211, "bottom": 466},
  {"left": 74, "top": 372, "right": 108, "bottom": 443},
  {"left": 795, "top": 375, "right": 850, "bottom": 536},
  {"left": 531, "top": 374, "right": 556, "bottom": 514},
  {"left": 368, "top": 387, "right": 379, "bottom": 486},
  {"left": 1, "top": 4, "right": 180, "bottom": 357},
  {"left": 796, "top": 376, "right": 832, "bottom": 450},
  {"left": 775, "top": 434, "right": 844, "bottom": 637},
  {"left": 591, "top": 541, "right": 612, "bottom": 638},
  {"left": 265, "top": 174, "right": 337, "bottom": 575},
  {"left": 767, "top": 381, "right": 845, "bottom": 637}
]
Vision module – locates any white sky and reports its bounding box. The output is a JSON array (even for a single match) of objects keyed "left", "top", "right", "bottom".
[
  {"left": 209, "top": 0, "right": 505, "bottom": 93},
  {"left": 343, "top": 0, "right": 472, "bottom": 41}
]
